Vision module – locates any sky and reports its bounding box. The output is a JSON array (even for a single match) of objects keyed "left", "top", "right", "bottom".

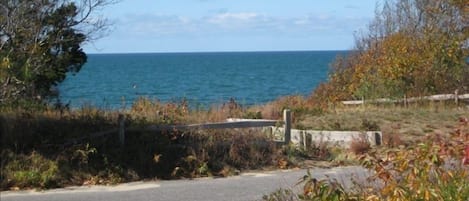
[{"left": 83, "top": 0, "right": 380, "bottom": 53}]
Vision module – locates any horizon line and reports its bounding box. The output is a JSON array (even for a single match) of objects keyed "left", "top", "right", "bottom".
[{"left": 85, "top": 49, "right": 351, "bottom": 55}]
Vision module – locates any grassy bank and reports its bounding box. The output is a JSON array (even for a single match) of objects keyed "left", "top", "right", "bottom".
[
  {"left": 1, "top": 97, "right": 468, "bottom": 191},
  {"left": 0, "top": 97, "right": 313, "bottom": 190},
  {"left": 298, "top": 103, "right": 469, "bottom": 145}
]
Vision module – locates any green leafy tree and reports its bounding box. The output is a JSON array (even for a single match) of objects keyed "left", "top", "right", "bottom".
[{"left": 0, "top": 0, "right": 115, "bottom": 104}]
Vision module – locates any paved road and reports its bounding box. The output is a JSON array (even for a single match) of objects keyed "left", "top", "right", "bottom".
[{"left": 1, "top": 166, "right": 368, "bottom": 201}]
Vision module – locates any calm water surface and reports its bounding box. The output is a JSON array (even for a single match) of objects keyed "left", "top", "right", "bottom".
[{"left": 58, "top": 51, "right": 346, "bottom": 109}]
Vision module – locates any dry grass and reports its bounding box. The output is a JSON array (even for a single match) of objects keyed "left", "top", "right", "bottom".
[
  {"left": 2, "top": 97, "right": 467, "bottom": 190},
  {"left": 0, "top": 99, "right": 284, "bottom": 190},
  {"left": 349, "top": 135, "right": 371, "bottom": 155},
  {"left": 298, "top": 103, "right": 469, "bottom": 144}
]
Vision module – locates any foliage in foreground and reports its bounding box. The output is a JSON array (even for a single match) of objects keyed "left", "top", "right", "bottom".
[{"left": 264, "top": 118, "right": 469, "bottom": 201}]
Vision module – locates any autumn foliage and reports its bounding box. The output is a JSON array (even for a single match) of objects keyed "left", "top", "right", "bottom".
[{"left": 311, "top": 0, "right": 469, "bottom": 104}]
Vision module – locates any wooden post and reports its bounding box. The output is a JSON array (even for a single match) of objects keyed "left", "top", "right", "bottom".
[
  {"left": 283, "top": 109, "right": 291, "bottom": 144},
  {"left": 303, "top": 132, "right": 307, "bottom": 150},
  {"left": 455, "top": 90, "right": 459, "bottom": 105},
  {"left": 118, "top": 114, "right": 125, "bottom": 146},
  {"left": 374, "top": 132, "right": 382, "bottom": 146},
  {"left": 404, "top": 94, "right": 407, "bottom": 108}
]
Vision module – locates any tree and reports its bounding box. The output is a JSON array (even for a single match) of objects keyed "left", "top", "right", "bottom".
[
  {"left": 0, "top": 0, "right": 116, "bottom": 104},
  {"left": 312, "top": 0, "right": 469, "bottom": 103}
]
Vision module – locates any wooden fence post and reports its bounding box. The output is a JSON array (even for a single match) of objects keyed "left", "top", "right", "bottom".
[
  {"left": 118, "top": 114, "right": 125, "bottom": 146},
  {"left": 283, "top": 109, "right": 291, "bottom": 144},
  {"left": 404, "top": 94, "right": 408, "bottom": 108},
  {"left": 302, "top": 132, "right": 307, "bottom": 150},
  {"left": 455, "top": 90, "right": 459, "bottom": 105}
]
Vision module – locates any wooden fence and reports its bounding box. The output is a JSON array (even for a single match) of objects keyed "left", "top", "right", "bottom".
[
  {"left": 342, "top": 92, "right": 469, "bottom": 105},
  {"left": 68, "top": 108, "right": 383, "bottom": 149},
  {"left": 73, "top": 109, "right": 292, "bottom": 146}
]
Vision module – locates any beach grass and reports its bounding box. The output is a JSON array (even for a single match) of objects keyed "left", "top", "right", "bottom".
[{"left": 1, "top": 97, "right": 468, "bottom": 190}]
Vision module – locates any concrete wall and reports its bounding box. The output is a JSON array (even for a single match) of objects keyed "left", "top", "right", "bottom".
[{"left": 271, "top": 127, "right": 382, "bottom": 148}]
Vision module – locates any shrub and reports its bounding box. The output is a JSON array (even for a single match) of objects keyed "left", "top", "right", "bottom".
[{"left": 309, "top": 0, "right": 468, "bottom": 104}]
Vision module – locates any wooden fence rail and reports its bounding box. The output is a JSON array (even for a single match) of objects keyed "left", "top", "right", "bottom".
[
  {"left": 67, "top": 109, "right": 383, "bottom": 149},
  {"left": 342, "top": 93, "right": 469, "bottom": 105},
  {"left": 128, "top": 120, "right": 279, "bottom": 132},
  {"left": 120, "top": 109, "right": 292, "bottom": 145},
  {"left": 65, "top": 109, "right": 292, "bottom": 146}
]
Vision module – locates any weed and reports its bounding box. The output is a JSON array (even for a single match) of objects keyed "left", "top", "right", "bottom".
[
  {"left": 263, "top": 189, "right": 298, "bottom": 201},
  {"left": 2, "top": 151, "right": 59, "bottom": 189},
  {"left": 71, "top": 144, "right": 97, "bottom": 171},
  {"left": 281, "top": 141, "right": 333, "bottom": 167},
  {"left": 381, "top": 131, "right": 404, "bottom": 148},
  {"left": 297, "top": 170, "right": 355, "bottom": 201},
  {"left": 360, "top": 119, "right": 379, "bottom": 131},
  {"left": 349, "top": 135, "right": 371, "bottom": 155},
  {"left": 243, "top": 111, "right": 263, "bottom": 119},
  {"left": 254, "top": 95, "right": 323, "bottom": 123}
]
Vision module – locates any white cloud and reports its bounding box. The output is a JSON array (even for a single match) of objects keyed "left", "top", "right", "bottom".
[
  {"left": 120, "top": 14, "right": 198, "bottom": 36},
  {"left": 205, "top": 12, "right": 277, "bottom": 32},
  {"left": 209, "top": 12, "right": 260, "bottom": 22},
  {"left": 113, "top": 11, "right": 371, "bottom": 39}
]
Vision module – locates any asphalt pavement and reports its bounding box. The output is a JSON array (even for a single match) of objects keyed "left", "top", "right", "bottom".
[{"left": 1, "top": 166, "right": 369, "bottom": 201}]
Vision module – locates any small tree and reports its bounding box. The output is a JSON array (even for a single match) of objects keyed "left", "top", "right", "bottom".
[{"left": 0, "top": 0, "right": 116, "bottom": 104}]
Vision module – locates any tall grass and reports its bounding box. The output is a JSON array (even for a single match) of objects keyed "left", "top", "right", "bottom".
[
  {"left": 2, "top": 96, "right": 466, "bottom": 190},
  {"left": 1, "top": 97, "right": 287, "bottom": 190}
]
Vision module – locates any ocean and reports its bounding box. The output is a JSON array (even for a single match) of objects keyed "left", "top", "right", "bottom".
[{"left": 58, "top": 51, "right": 346, "bottom": 109}]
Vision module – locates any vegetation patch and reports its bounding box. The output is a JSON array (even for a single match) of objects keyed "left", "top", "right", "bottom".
[
  {"left": 0, "top": 99, "right": 290, "bottom": 190},
  {"left": 263, "top": 117, "right": 469, "bottom": 201}
]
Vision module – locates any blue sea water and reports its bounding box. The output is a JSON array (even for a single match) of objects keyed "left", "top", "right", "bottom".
[{"left": 58, "top": 51, "right": 345, "bottom": 109}]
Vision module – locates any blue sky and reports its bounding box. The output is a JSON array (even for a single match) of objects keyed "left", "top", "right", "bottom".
[{"left": 84, "top": 0, "right": 380, "bottom": 53}]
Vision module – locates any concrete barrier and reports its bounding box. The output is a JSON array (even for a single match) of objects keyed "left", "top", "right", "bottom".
[{"left": 271, "top": 127, "right": 382, "bottom": 148}]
